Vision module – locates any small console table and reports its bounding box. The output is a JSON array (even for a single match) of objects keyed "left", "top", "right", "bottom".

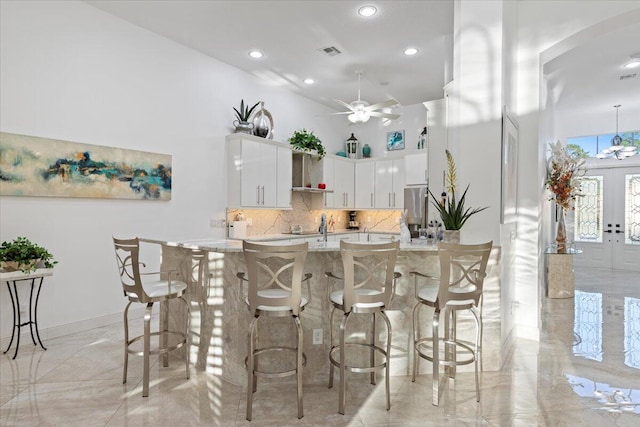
[
  {"left": 1, "top": 268, "right": 53, "bottom": 359},
  {"left": 545, "top": 247, "right": 582, "bottom": 299}
]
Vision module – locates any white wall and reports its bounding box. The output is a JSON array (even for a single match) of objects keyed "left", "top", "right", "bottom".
[
  {"left": 0, "top": 1, "right": 347, "bottom": 341},
  {"left": 515, "top": 1, "right": 640, "bottom": 339}
]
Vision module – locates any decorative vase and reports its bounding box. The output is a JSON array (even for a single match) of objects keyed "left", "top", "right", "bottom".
[
  {"left": 556, "top": 207, "right": 567, "bottom": 253},
  {"left": 252, "top": 101, "right": 273, "bottom": 139},
  {"left": 442, "top": 230, "right": 460, "bottom": 243},
  {"left": 233, "top": 120, "right": 254, "bottom": 135},
  {"left": 362, "top": 144, "right": 371, "bottom": 158}
]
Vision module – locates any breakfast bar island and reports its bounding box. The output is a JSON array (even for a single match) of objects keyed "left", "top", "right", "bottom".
[{"left": 141, "top": 236, "right": 504, "bottom": 386}]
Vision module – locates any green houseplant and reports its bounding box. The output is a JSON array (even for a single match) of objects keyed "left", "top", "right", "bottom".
[
  {"left": 288, "top": 129, "right": 326, "bottom": 159},
  {"left": 428, "top": 150, "right": 488, "bottom": 231},
  {"left": 0, "top": 236, "right": 57, "bottom": 273}
]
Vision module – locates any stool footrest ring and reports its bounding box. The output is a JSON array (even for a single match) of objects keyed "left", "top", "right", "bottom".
[
  {"left": 245, "top": 346, "right": 307, "bottom": 379},
  {"left": 329, "top": 343, "right": 388, "bottom": 373},
  {"left": 414, "top": 337, "right": 476, "bottom": 367},
  {"left": 126, "top": 330, "right": 187, "bottom": 357}
]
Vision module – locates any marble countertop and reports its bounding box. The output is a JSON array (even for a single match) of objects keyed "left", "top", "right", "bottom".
[{"left": 140, "top": 237, "right": 438, "bottom": 253}]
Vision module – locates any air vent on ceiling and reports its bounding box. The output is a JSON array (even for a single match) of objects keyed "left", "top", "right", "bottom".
[
  {"left": 318, "top": 46, "right": 342, "bottom": 56},
  {"left": 620, "top": 73, "right": 637, "bottom": 80}
]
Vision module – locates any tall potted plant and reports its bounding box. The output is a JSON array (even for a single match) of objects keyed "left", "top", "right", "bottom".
[{"left": 428, "top": 150, "right": 488, "bottom": 242}]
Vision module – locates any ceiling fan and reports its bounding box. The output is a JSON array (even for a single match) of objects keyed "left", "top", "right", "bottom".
[{"left": 332, "top": 72, "right": 400, "bottom": 124}]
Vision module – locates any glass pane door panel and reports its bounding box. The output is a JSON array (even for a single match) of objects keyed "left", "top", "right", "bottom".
[
  {"left": 576, "top": 176, "right": 603, "bottom": 243},
  {"left": 625, "top": 174, "right": 640, "bottom": 245}
]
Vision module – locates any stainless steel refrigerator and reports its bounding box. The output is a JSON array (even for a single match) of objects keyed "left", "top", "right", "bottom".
[{"left": 404, "top": 186, "right": 428, "bottom": 236}]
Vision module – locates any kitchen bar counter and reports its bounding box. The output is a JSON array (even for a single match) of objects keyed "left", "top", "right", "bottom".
[{"left": 147, "top": 237, "right": 503, "bottom": 386}]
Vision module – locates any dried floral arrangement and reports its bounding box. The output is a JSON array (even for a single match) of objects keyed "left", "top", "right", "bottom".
[{"left": 545, "top": 141, "right": 587, "bottom": 210}]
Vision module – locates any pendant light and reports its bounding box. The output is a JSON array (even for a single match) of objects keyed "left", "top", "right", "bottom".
[{"left": 596, "top": 105, "right": 637, "bottom": 160}]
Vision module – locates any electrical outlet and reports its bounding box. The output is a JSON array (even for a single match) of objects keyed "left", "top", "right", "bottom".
[
  {"left": 313, "top": 329, "right": 323, "bottom": 345},
  {"left": 210, "top": 218, "right": 227, "bottom": 228}
]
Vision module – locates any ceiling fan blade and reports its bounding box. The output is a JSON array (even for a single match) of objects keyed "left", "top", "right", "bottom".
[
  {"left": 333, "top": 99, "right": 356, "bottom": 111},
  {"left": 369, "top": 111, "right": 400, "bottom": 120},
  {"left": 328, "top": 111, "right": 353, "bottom": 115},
  {"left": 365, "top": 99, "right": 399, "bottom": 111}
]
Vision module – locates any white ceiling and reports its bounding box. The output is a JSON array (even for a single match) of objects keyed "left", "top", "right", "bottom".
[
  {"left": 544, "top": 20, "right": 640, "bottom": 119},
  {"left": 84, "top": 0, "right": 453, "bottom": 110},
  {"left": 84, "top": 1, "right": 638, "bottom": 120}
]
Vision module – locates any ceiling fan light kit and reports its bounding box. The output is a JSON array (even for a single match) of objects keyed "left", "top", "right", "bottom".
[{"left": 334, "top": 72, "right": 401, "bottom": 124}]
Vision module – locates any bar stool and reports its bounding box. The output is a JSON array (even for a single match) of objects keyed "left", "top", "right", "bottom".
[
  {"left": 113, "top": 237, "right": 190, "bottom": 397},
  {"left": 239, "top": 241, "right": 311, "bottom": 421},
  {"left": 411, "top": 241, "right": 492, "bottom": 406},
  {"left": 325, "top": 240, "right": 399, "bottom": 415}
]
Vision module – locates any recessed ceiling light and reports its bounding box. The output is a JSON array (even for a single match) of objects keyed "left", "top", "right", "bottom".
[
  {"left": 358, "top": 5, "right": 377, "bottom": 17},
  {"left": 624, "top": 53, "right": 640, "bottom": 69},
  {"left": 624, "top": 59, "right": 640, "bottom": 69},
  {"left": 303, "top": 78, "right": 315, "bottom": 85},
  {"left": 248, "top": 50, "right": 263, "bottom": 59},
  {"left": 404, "top": 47, "right": 418, "bottom": 56}
]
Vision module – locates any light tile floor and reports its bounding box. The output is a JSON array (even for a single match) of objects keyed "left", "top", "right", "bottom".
[{"left": 1, "top": 267, "right": 639, "bottom": 426}]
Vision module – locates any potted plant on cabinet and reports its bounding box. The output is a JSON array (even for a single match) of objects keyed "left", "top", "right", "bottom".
[
  {"left": 288, "top": 129, "right": 326, "bottom": 159},
  {"left": 0, "top": 236, "right": 57, "bottom": 273},
  {"left": 428, "top": 150, "right": 488, "bottom": 242},
  {"left": 233, "top": 99, "right": 260, "bottom": 134}
]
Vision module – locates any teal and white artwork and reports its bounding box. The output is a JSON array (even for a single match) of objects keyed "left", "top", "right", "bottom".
[
  {"left": 0, "top": 132, "right": 172, "bottom": 200},
  {"left": 386, "top": 130, "right": 405, "bottom": 151}
]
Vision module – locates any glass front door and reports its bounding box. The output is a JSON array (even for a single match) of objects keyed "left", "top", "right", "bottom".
[{"left": 574, "top": 166, "right": 640, "bottom": 272}]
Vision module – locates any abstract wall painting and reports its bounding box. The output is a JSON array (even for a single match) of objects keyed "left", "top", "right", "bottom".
[
  {"left": 0, "top": 132, "right": 172, "bottom": 200},
  {"left": 386, "top": 130, "right": 405, "bottom": 151}
]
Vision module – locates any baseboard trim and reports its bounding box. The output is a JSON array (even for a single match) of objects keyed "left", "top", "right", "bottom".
[{"left": 1, "top": 306, "right": 146, "bottom": 350}]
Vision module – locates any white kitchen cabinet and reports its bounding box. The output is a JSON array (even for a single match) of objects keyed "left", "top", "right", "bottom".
[
  {"left": 355, "top": 161, "right": 375, "bottom": 209},
  {"left": 404, "top": 152, "right": 428, "bottom": 186},
  {"left": 226, "top": 134, "right": 292, "bottom": 208},
  {"left": 374, "top": 159, "right": 404, "bottom": 209},
  {"left": 321, "top": 156, "right": 335, "bottom": 208},
  {"left": 334, "top": 157, "right": 355, "bottom": 209}
]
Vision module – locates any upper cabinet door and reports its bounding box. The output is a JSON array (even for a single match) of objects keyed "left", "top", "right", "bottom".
[
  {"left": 404, "top": 152, "right": 428, "bottom": 186},
  {"left": 322, "top": 157, "right": 335, "bottom": 208},
  {"left": 355, "top": 161, "right": 375, "bottom": 209},
  {"left": 374, "top": 159, "right": 403, "bottom": 209},
  {"left": 239, "top": 139, "right": 264, "bottom": 207},
  {"left": 334, "top": 158, "right": 354, "bottom": 209},
  {"left": 374, "top": 160, "right": 394, "bottom": 208},
  {"left": 276, "top": 145, "right": 292, "bottom": 208},
  {"left": 227, "top": 135, "right": 292, "bottom": 208}
]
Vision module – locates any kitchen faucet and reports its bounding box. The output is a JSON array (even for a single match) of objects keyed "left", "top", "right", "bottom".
[{"left": 319, "top": 213, "right": 327, "bottom": 242}]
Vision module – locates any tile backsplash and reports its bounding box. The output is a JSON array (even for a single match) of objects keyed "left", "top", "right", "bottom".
[{"left": 226, "top": 192, "right": 402, "bottom": 237}]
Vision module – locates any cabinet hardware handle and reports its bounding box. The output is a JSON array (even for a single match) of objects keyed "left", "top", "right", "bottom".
[
  {"left": 425, "top": 170, "right": 427, "bottom": 182},
  {"left": 256, "top": 186, "right": 260, "bottom": 204},
  {"left": 604, "top": 230, "right": 612, "bottom": 233},
  {"left": 261, "top": 186, "right": 265, "bottom": 205},
  {"left": 393, "top": 192, "right": 396, "bottom": 207},
  {"left": 615, "top": 230, "right": 625, "bottom": 234},
  {"left": 370, "top": 193, "right": 373, "bottom": 207},
  {"left": 388, "top": 193, "right": 391, "bottom": 207}
]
